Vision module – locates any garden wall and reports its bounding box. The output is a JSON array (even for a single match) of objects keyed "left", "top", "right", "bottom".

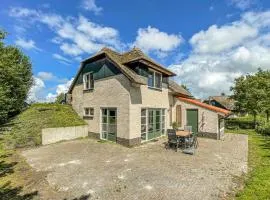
[{"left": 42, "top": 125, "right": 88, "bottom": 145}]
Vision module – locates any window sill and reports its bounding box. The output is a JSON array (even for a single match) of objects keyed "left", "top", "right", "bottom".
[
  {"left": 147, "top": 86, "right": 162, "bottom": 91},
  {"left": 83, "top": 89, "right": 94, "bottom": 93},
  {"left": 83, "top": 116, "right": 94, "bottom": 119}
]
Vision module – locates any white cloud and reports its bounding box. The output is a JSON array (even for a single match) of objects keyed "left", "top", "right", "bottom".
[
  {"left": 81, "top": 0, "right": 103, "bottom": 14},
  {"left": 169, "top": 11, "right": 270, "bottom": 99},
  {"left": 78, "top": 16, "right": 118, "bottom": 40},
  {"left": 228, "top": 0, "right": 256, "bottom": 10},
  {"left": 37, "top": 72, "right": 55, "bottom": 81},
  {"left": 53, "top": 53, "right": 72, "bottom": 65},
  {"left": 27, "top": 75, "right": 73, "bottom": 103},
  {"left": 45, "top": 78, "right": 74, "bottom": 102},
  {"left": 190, "top": 23, "right": 257, "bottom": 54},
  {"left": 60, "top": 43, "right": 83, "bottom": 56},
  {"left": 134, "top": 26, "right": 183, "bottom": 57},
  {"left": 45, "top": 93, "right": 57, "bottom": 102},
  {"left": 15, "top": 38, "right": 41, "bottom": 51},
  {"left": 56, "top": 78, "right": 73, "bottom": 94},
  {"left": 9, "top": 7, "right": 123, "bottom": 56},
  {"left": 27, "top": 77, "right": 45, "bottom": 103},
  {"left": 9, "top": 7, "right": 38, "bottom": 18}
]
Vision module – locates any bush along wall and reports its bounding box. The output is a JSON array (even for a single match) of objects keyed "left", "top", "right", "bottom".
[{"left": 225, "top": 119, "right": 256, "bottom": 129}]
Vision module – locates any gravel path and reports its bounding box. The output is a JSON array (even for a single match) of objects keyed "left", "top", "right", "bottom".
[{"left": 22, "top": 133, "right": 248, "bottom": 200}]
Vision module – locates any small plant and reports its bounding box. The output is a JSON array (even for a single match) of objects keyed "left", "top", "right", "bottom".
[{"left": 172, "top": 122, "right": 179, "bottom": 130}]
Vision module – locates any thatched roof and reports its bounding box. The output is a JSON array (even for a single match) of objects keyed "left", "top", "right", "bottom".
[
  {"left": 168, "top": 80, "right": 192, "bottom": 97},
  {"left": 68, "top": 47, "right": 189, "bottom": 97},
  {"left": 207, "top": 96, "right": 235, "bottom": 111}
]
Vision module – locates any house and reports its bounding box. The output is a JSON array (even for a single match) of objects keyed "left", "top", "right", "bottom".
[
  {"left": 203, "top": 96, "right": 235, "bottom": 111},
  {"left": 67, "top": 47, "right": 230, "bottom": 147}
]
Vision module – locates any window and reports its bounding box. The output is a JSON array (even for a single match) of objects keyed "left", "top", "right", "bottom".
[
  {"left": 147, "top": 70, "right": 162, "bottom": 89},
  {"left": 84, "top": 107, "right": 94, "bottom": 117},
  {"left": 83, "top": 72, "right": 94, "bottom": 90},
  {"left": 141, "top": 108, "right": 166, "bottom": 142}
]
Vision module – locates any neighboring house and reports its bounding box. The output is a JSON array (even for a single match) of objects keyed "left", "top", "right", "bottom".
[
  {"left": 204, "top": 96, "right": 235, "bottom": 111},
  {"left": 67, "top": 47, "right": 230, "bottom": 147}
]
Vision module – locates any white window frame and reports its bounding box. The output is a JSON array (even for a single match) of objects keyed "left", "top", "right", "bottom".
[
  {"left": 84, "top": 107, "right": 94, "bottom": 117},
  {"left": 141, "top": 108, "right": 166, "bottom": 142},
  {"left": 83, "top": 72, "right": 94, "bottom": 90},
  {"left": 147, "top": 69, "right": 162, "bottom": 90}
]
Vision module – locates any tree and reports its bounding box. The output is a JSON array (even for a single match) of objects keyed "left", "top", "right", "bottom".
[
  {"left": 55, "top": 93, "right": 65, "bottom": 104},
  {"left": 231, "top": 69, "right": 270, "bottom": 123},
  {"left": 256, "top": 69, "right": 270, "bottom": 122},
  {"left": 0, "top": 30, "right": 33, "bottom": 124}
]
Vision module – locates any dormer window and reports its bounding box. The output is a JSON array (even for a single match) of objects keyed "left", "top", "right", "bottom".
[
  {"left": 148, "top": 70, "right": 162, "bottom": 89},
  {"left": 83, "top": 72, "right": 94, "bottom": 90}
]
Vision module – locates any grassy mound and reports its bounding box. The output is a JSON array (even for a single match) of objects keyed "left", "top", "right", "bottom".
[{"left": 2, "top": 103, "right": 86, "bottom": 148}]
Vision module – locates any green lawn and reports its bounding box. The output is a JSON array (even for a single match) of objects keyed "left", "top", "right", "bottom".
[
  {"left": 1, "top": 103, "right": 86, "bottom": 148},
  {"left": 226, "top": 129, "right": 270, "bottom": 199}
]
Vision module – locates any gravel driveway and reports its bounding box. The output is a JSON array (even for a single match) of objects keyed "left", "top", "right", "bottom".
[{"left": 22, "top": 133, "right": 248, "bottom": 200}]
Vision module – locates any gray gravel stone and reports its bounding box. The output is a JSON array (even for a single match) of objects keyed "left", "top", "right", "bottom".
[{"left": 22, "top": 133, "right": 248, "bottom": 200}]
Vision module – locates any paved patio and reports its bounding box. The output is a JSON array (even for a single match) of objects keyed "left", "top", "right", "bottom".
[{"left": 22, "top": 134, "right": 248, "bottom": 200}]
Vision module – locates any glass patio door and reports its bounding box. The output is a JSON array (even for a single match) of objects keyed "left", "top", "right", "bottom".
[
  {"left": 101, "top": 108, "right": 117, "bottom": 142},
  {"left": 141, "top": 108, "right": 165, "bottom": 141},
  {"left": 148, "top": 109, "right": 162, "bottom": 140}
]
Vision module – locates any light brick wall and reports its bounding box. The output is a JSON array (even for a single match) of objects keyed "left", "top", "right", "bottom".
[{"left": 71, "top": 74, "right": 131, "bottom": 139}]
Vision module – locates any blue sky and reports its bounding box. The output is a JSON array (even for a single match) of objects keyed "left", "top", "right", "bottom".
[{"left": 1, "top": 0, "right": 270, "bottom": 101}]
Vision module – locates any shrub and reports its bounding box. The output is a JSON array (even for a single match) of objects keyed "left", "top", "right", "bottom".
[
  {"left": 225, "top": 118, "right": 256, "bottom": 129},
  {"left": 256, "top": 120, "right": 270, "bottom": 135}
]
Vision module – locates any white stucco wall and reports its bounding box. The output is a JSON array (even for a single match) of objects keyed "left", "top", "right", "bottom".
[
  {"left": 129, "top": 84, "right": 170, "bottom": 139},
  {"left": 42, "top": 125, "right": 88, "bottom": 145},
  {"left": 71, "top": 74, "right": 131, "bottom": 139}
]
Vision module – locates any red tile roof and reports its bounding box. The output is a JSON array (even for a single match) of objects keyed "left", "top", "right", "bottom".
[{"left": 178, "top": 97, "right": 230, "bottom": 116}]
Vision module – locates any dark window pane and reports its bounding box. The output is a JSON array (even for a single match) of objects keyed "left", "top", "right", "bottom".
[
  {"left": 102, "top": 117, "right": 107, "bottom": 123},
  {"left": 141, "top": 133, "right": 146, "bottom": 140},
  {"left": 102, "top": 124, "right": 108, "bottom": 131},
  {"left": 90, "top": 108, "right": 94, "bottom": 115},
  {"left": 141, "top": 109, "right": 146, "bottom": 116},
  {"left": 109, "top": 110, "right": 116, "bottom": 117},
  {"left": 141, "top": 125, "right": 146, "bottom": 132},
  {"left": 109, "top": 117, "right": 116, "bottom": 124},
  {"left": 148, "top": 71, "right": 154, "bottom": 87},
  {"left": 155, "top": 73, "right": 161, "bottom": 88},
  {"left": 90, "top": 73, "right": 94, "bottom": 88},
  {"left": 148, "top": 124, "right": 153, "bottom": 132},
  {"left": 102, "top": 109, "right": 107, "bottom": 115},
  {"left": 141, "top": 117, "right": 146, "bottom": 124},
  {"left": 108, "top": 125, "right": 116, "bottom": 133},
  {"left": 85, "top": 108, "right": 89, "bottom": 115}
]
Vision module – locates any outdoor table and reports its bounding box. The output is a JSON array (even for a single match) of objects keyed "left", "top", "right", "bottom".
[
  {"left": 176, "top": 130, "right": 191, "bottom": 137},
  {"left": 176, "top": 130, "right": 192, "bottom": 149}
]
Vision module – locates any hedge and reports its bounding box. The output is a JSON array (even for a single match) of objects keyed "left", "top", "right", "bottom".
[
  {"left": 225, "top": 119, "right": 256, "bottom": 129},
  {"left": 256, "top": 120, "right": 270, "bottom": 135}
]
